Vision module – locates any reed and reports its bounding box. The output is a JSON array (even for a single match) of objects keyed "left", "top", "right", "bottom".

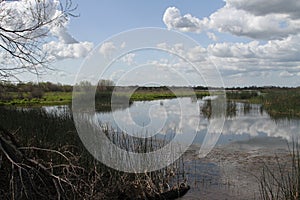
[
  {"left": 258, "top": 140, "right": 300, "bottom": 200},
  {"left": 0, "top": 106, "right": 188, "bottom": 199}
]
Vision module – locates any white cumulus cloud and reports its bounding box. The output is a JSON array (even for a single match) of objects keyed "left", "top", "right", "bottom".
[
  {"left": 163, "top": 0, "right": 300, "bottom": 40},
  {"left": 208, "top": 6, "right": 300, "bottom": 40},
  {"left": 163, "top": 7, "right": 208, "bottom": 33},
  {"left": 1, "top": 0, "right": 94, "bottom": 62},
  {"left": 43, "top": 41, "right": 93, "bottom": 60},
  {"left": 162, "top": 1, "right": 300, "bottom": 85}
]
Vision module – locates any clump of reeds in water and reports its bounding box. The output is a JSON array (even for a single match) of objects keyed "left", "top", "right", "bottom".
[
  {"left": 0, "top": 106, "right": 188, "bottom": 199},
  {"left": 258, "top": 140, "right": 300, "bottom": 200}
]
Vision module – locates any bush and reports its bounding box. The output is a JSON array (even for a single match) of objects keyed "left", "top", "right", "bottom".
[{"left": 30, "top": 87, "right": 44, "bottom": 99}]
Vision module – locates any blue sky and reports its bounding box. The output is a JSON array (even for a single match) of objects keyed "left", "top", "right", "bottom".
[
  {"left": 68, "top": 1, "right": 221, "bottom": 41},
  {"left": 3, "top": 0, "right": 300, "bottom": 87}
]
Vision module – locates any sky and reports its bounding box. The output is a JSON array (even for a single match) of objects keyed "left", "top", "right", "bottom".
[{"left": 1, "top": 0, "right": 300, "bottom": 87}]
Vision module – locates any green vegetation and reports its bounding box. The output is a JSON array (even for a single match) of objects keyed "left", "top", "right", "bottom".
[
  {"left": 0, "top": 82, "right": 210, "bottom": 106},
  {"left": 0, "top": 92, "right": 72, "bottom": 106},
  {"left": 259, "top": 88, "right": 300, "bottom": 118},
  {"left": 130, "top": 90, "right": 209, "bottom": 101},
  {"left": 0, "top": 82, "right": 72, "bottom": 106},
  {"left": 226, "top": 90, "right": 259, "bottom": 101},
  {"left": 1, "top": 81, "right": 300, "bottom": 118},
  {"left": 226, "top": 87, "right": 300, "bottom": 118}
]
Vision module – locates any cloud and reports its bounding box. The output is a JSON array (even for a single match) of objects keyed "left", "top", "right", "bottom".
[
  {"left": 156, "top": 42, "right": 207, "bottom": 62},
  {"left": 207, "top": 32, "right": 218, "bottom": 41},
  {"left": 201, "top": 32, "right": 300, "bottom": 80},
  {"left": 121, "top": 53, "right": 136, "bottom": 65},
  {"left": 227, "top": 0, "right": 300, "bottom": 19},
  {"left": 99, "top": 42, "right": 116, "bottom": 59},
  {"left": 163, "top": 1, "right": 300, "bottom": 40},
  {"left": 151, "top": 34, "right": 300, "bottom": 85},
  {"left": 208, "top": 6, "right": 300, "bottom": 40},
  {"left": 108, "top": 69, "right": 125, "bottom": 83},
  {"left": 207, "top": 36, "right": 300, "bottom": 74},
  {"left": 50, "top": 70, "right": 69, "bottom": 78},
  {"left": 156, "top": 42, "right": 168, "bottom": 49},
  {"left": 163, "top": 7, "right": 208, "bottom": 33},
  {"left": 161, "top": 0, "right": 300, "bottom": 85},
  {"left": 186, "top": 46, "right": 207, "bottom": 62},
  {"left": 50, "top": 26, "right": 78, "bottom": 44},
  {"left": 43, "top": 41, "right": 93, "bottom": 60},
  {"left": 0, "top": 0, "right": 60, "bottom": 33},
  {"left": 208, "top": 35, "right": 300, "bottom": 61},
  {"left": 0, "top": 0, "right": 94, "bottom": 61},
  {"left": 42, "top": 24, "right": 94, "bottom": 60},
  {"left": 279, "top": 71, "right": 295, "bottom": 77},
  {"left": 208, "top": 41, "right": 258, "bottom": 58},
  {"left": 155, "top": 36, "right": 300, "bottom": 84}
]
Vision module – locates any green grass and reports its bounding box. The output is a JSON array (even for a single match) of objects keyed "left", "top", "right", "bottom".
[
  {"left": 129, "top": 90, "right": 209, "bottom": 101},
  {"left": 261, "top": 90, "right": 300, "bottom": 118},
  {"left": 0, "top": 89, "right": 210, "bottom": 106},
  {"left": 0, "top": 92, "right": 72, "bottom": 106}
]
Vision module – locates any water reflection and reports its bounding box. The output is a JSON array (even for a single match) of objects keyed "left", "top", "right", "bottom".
[
  {"left": 95, "top": 98, "right": 300, "bottom": 146},
  {"left": 96, "top": 98, "right": 201, "bottom": 143},
  {"left": 44, "top": 98, "right": 300, "bottom": 146}
]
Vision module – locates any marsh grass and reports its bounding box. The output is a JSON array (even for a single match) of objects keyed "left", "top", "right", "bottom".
[
  {"left": 0, "top": 107, "right": 188, "bottom": 199},
  {"left": 258, "top": 140, "right": 300, "bottom": 200},
  {"left": 261, "top": 90, "right": 300, "bottom": 119}
]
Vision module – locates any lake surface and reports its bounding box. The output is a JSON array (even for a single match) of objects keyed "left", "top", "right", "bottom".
[
  {"left": 43, "top": 98, "right": 300, "bottom": 199},
  {"left": 44, "top": 97, "right": 300, "bottom": 147}
]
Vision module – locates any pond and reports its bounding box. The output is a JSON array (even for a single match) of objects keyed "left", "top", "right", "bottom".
[
  {"left": 43, "top": 97, "right": 299, "bottom": 147},
  {"left": 40, "top": 97, "right": 300, "bottom": 199}
]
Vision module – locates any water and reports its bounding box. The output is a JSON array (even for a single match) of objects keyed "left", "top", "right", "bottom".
[
  {"left": 47, "top": 98, "right": 299, "bottom": 146},
  {"left": 43, "top": 98, "right": 300, "bottom": 199}
]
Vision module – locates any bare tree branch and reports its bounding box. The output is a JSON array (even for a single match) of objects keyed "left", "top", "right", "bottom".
[{"left": 0, "top": 0, "right": 78, "bottom": 81}]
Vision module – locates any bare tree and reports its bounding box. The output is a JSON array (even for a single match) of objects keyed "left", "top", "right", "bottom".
[{"left": 0, "top": 0, "right": 77, "bottom": 80}]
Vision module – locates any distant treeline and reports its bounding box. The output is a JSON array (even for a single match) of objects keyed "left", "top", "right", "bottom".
[
  {"left": 1, "top": 81, "right": 299, "bottom": 93},
  {"left": 225, "top": 86, "right": 300, "bottom": 91}
]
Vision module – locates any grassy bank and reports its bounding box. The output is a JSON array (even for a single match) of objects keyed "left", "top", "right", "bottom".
[
  {"left": 0, "top": 91, "right": 72, "bottom": 106},
  {"left": 0, "top": 89, "right": 210, "bottom": 106},
  {"left": 130, "top": 90, "right": 209, "bottom": 101}
]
